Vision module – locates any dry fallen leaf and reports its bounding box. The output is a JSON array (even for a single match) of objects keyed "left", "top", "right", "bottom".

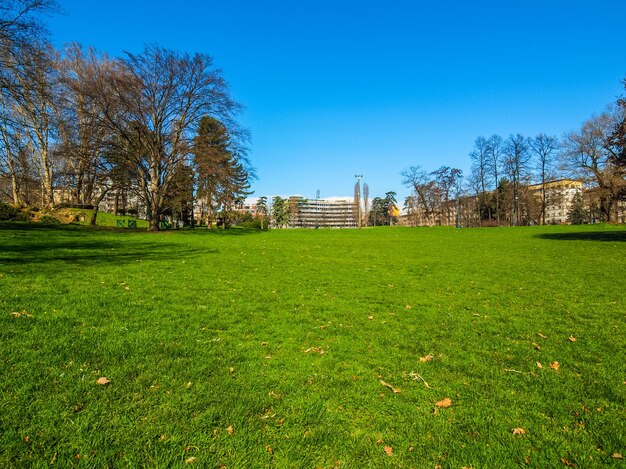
[
  {"left": 408, "top": 446, "right": 414, "bottom": 452},
  {"left": 532, "top": 342, "right": 542, "bottom": 350},
  {"left": 266, "top": 445, "right": 273, "bottom": 455},
  {"left": 380, "top": 380, "right": 400, "bottom": 394},
  {"left": 96, "top": 377, "right": 110, "bottom": 385},
  {"left": 277, "top": 418, "right": 285, "bottom": 426},
  {"left": 160, "top": 434, "right": 167, "bottom": 441},
  {"left": 10, "top": 310, "right": 32, "bottom": 318},
  {"left": 367, "top": 315, "right": 374, "bottom": 320},
  {"left": 383, "top": 446, "right": 393, "bottom": 456},
  {"left": 376, "top": 439, "right": 384, "bottom": 444},
  {"left": 568, "top": 336, "right": 577, "bottom": 342},
  {"left": 612, "top": 453, "right": 623, "bottom": 459},
  {"left": 405, "top": 305, "right": 412, "bottom": 309},
  {"left": 260, "top": 341, "right": 268, "bottom": 346},
  {"left": 185, "top": 457, "right": 196, "bottom": 464},
  {"left": 226, "top": 425, "right": 234, "bottom": 435},
  {"left": 229, "top": 367, "right": 235, "bottom": 376},
  {"left": 512, "top": 428, "right": 526, "bottom": 435},
  {"left": 550, "top": 361, "right": 560, "bottom": 371},
  {"left": 23, "top": 435, "right": 30, "bottom": 443},
  {"left": 536, "top": 362, "right": 543, "bottom": 369},
  {"left": 435, "top": 398, "right": 452, "bottom": 408},
  {"left": 560, "top": 457, "right": 577, "bottom": 467},
  {"left": 537, "top": 333, "right": 548, "bottom": 339},
  {"left": 419, "top": 354, "right": 434, "bottom": 363}
]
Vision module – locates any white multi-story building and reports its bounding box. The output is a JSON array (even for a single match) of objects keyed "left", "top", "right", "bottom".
[{"left": 290, "top": 196, "right": 357, "bottom": 228}]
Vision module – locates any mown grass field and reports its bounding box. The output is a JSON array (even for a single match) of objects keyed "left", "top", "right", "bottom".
[{"left": 0, "top": 223, "right": 625, "bottom": 468}]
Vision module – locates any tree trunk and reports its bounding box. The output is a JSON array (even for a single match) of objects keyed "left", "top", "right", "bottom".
[
  {"left": 90, "top": 204, "right": 99, "bottom": 226},
  {"left": 89, "top": 187, "right": 112, "bottom": 226},
  {"left": 147, "top": 194, "right": 161, "bottom": 231}
]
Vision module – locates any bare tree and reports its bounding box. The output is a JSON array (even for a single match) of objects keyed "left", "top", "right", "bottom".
[
  {"left": 609, "top": 77, "right": 626, "bottom": 168},
  {"left": 560, "top": 109, "right": 625, "bottom": 222},
  {"left": 504, "top": 134, "right": 531, "bottom": 225},
  {"left": 84, "top": 45, "right": 243, "bottom": 230},
  {"left": 528, "top": 133, "right": 559, "bottom": 224},
  {"left": 5, "top": 44, "right": 60, "bottom": 206},
  {"left": 0, "top": 0, "right": 57, "bottom": 78},
  {"left": 56, "top": 44, "right": 113, "bottom": 206},
  {"left": 470, "top": 136, "right": 491, "bottom": 223},
  {"left": 431, "top": 166, "right": 462, "bottom": 225},
  {"left": 486, "top": 135, "right": 503, "bottom": 224},
  {"left": 401, "top": 166, "right": 438, "bottom": 225}
]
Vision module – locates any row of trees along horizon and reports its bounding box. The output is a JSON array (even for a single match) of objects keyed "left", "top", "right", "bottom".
[
  {"left": 1, "top": 2, "right": 625, "bottom": 230},
  {"left": 262, "top": 93, "right": 626, "bottom": 228},
  {"left": 400, "top": 108, "right": 625, "bottom": 227},
  {"left": 1, "top": 1, "right": 252, "bottom": 231}
]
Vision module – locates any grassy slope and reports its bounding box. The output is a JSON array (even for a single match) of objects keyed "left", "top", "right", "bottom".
[{"left": 0, "top": 224, "right": 624, "bottom": 468}]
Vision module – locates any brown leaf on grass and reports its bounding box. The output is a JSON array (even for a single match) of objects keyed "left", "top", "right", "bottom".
[
  {"left": 537, "top": 333, "right": 548, "bottom": 339},
  {"left": 532, "top": 342, "right": 542, "bottom": 350},
  {"left": 613, "top": 453, "right": 623, "bottom": 459},
  {"left": 160, "top": 434, "right": 167, "bottom": 441},
  {"left": 10, "top": 310, "right": 32, "bottom": 318},
  {"left": 536, "top": 362, "right": 543, "bottom": 369},
  {"left": 408, "top": 446, "right": 414, "bottom": 452},
  {"left": 512, "top": 428, "right": 526, "bottom": 435},
  {"left": 304, "top": 346, "right": 325, "bottom": 354},
  {"left": 419, "top": 354, "right": 434, "bottom": 363},
  {"left": 383, "top": 446, "right": 393, "bottom": 456},
  {"left": 405, "top": 305, "right": 412, "bottom": 309},
  {"left": 96, "top": 377, "right": 110, "bottom": 385},
  {"left": 550, "top": 361, "right": 560, "bottom": 371},
  {"left": 376, "top": 438, "right": 384, "bottom": 444},
  {"left": 185, "top": 457, "right": 196, "bottom": 464},
  {"left": 435, "top": 398, "right": 452, "bottom": 408},
  {"left": 226, "top": 425, "right": 234, "bottom": 435},
  {"left": 277, "top": 418, "right": 285, "bottom": 426},
  {"left": 568, "top": 336, "right": 577, "bottom": 342},
  {"left": 266, "top": 445, "right": 273, "bottom": 455},
  {"left": 367, "top": 315, "right": 374, "bottom": 320},
  {"left": 229, "top": 367, "right": 235, "bottom": 376},
  {"left": 23, "top": 435, "right": 30, "bottom": 443},
  {"left": 260, "top": 341, "right": 268, "bottom": 346},
  {"left": 380, "top": 380, "right": 400, "bottom": 394},
  {"left": 560, "top": 457, "right": 577, "bottom": 467}
]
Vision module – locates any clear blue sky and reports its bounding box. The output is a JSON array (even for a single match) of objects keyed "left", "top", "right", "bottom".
[{"left": 49, "top": 0, "right": 626, "bottom": 201}]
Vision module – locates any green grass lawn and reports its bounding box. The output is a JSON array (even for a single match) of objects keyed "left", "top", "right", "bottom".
[{"left": 0, "top": 223, "right": 625, "bottom": 468}]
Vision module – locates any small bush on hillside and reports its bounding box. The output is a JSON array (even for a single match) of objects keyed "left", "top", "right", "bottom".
[
  {"left": 38, "top": 215, "right": 61, "bottom": 224},
  {"left": 0, "top": 202, "right": 21, "bottom": 221}
]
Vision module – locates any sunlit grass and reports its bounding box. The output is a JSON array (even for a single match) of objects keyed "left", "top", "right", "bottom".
[{"left": 0, "top": 223, "right": 624, "bottom": 467}]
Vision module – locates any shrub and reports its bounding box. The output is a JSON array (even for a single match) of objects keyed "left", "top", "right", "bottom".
[
  {"left": 38, "top": 215, "right": 61, "bottom": 224},
  {"left": 0, "top": 202, "right": 20, "bottom": 221},
  {"left": 239, "top": 219, "right": 268, "bottom": 230}
]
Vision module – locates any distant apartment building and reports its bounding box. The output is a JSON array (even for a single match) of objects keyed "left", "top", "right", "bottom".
[
  {"left": 235, "top": 196, "right": 357, "bottom": 228},
  {"left": 527, "top": 179, "right": 582, "bottom": 224},
  {"left": 288, "top": 196, "right": 357, "bottom": 228}
]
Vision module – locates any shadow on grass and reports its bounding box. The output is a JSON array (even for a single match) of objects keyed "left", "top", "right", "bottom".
[
  {"left": 535, "top": 231, "right": 626, "bottom": 242},
  {"left": 0, "top": 223, "right": 218, "bottom": 266}
]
